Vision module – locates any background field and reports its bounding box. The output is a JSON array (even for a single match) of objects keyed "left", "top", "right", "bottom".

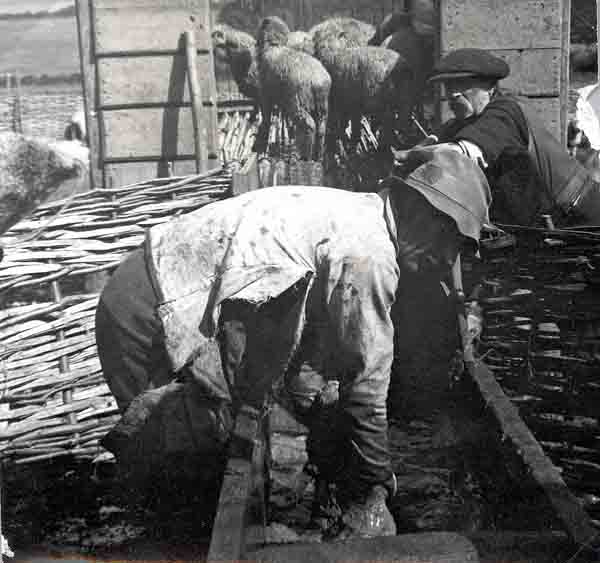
[{"left": 0, "top": 16, "right": 79, "bottom": 77}]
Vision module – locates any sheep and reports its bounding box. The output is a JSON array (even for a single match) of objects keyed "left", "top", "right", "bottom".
[
  {"left": 255, "top": 16, "right": 331, "bottom": 161},
  {"left": 212, "top": 24, "right": 261, "bottom": 103},
  {"left": 312, "top": 21, "right": 417, "bottom": 154},
  {"left": 308, "top": 17, "right": 375, "bottom": 48},
  {"left": 368, "top": 11, "right": 433, "bottom": 89},
  {"left": 0, "top": 132, "right": 82, "bottom": 236}
]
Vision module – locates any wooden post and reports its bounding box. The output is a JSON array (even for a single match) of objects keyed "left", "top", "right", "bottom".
[
  {"left": 13, "top": 70, "right": 22, "bottom": 134},
  {"left": 0, "top": 461, "right": 3, "bottom": 563},
  {"left": 597, "top": 0, "right": 600, "bottom": 83},
  {"left": 433, "top": 0, "right": 442, "bottom": 130},
  {"left": 185, "top": 30, "right": 207, "bottom": 173},
  {"left": 75, "top": 0, "right": 100, "bottom": 190},
  {"left": 560, "top": 0, "right": 572, "bottom": 148}
]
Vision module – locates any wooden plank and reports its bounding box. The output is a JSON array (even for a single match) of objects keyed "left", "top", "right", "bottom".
[
  {"left": 94, "top": 0, "right": 211, "bottom": 53},
  {"left": 442, "top": 0, "right": 561, "bottom": 50},
  {"left": 75, "top": 0, "right": 101, "bottom": 189},
  {"left": 97, "top": 55, "right": 212, "bottom": 106},
  {"left": 560, "top": 0, "right": 571, "bottom": 147},
  {"left": 185, "top": 29, "right": 207, "bottom": 173},
  {"left": 207, "top": 404, "right": 267, "bottom": 563},
  {"left": 248, "top": 532, "right": 479, "bottom": 563},
  {"left": 193, "top": 0, "right": 219, "bottom": 168},
  {"left": 101, "top": 107, "right": 220, "bottom": 160}
]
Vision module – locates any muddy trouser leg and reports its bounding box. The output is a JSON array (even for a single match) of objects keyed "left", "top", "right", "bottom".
[{"left": 95, "top": 246, "right": 172, "bottom": 413}]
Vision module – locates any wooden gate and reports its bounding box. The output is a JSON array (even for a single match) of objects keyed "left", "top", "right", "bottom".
[
  {"left": 437, "top": 0, "right": 571, "bottom": 144},
  {"left": 76, "top": 0, "right": 220, "bottom": 189}
]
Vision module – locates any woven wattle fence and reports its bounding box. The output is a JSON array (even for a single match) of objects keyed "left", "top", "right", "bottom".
[
  {"left": 0, "top": 163, "right": 237, "bottom": 467},
  {"left": 471, "top": 226, "right": 600, "bottom": 523}
]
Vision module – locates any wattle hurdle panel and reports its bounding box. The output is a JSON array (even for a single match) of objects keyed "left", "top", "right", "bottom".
[{"left": 0, "top": 167, "right": 234, "bottom": 467}]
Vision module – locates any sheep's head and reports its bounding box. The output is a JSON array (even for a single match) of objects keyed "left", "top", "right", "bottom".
[
  {"left": 369, "top": 11, "right": 412, "bottom": 45},
  {"left": 311, "top": 17, "right": 374, "bottom": 49},
  {"left": 257, "top": 16, "right": 290, "bottom": 52},
  {"left": 313, "top": 23, "right": 348, "bottom": 59},
  {"left": 212, "top": 24, "right": 255, "bottom": 53}
]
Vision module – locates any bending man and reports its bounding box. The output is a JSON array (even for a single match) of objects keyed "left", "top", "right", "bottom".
[{"left": 95, "top": 150, "right": 491, "bottom": 539}]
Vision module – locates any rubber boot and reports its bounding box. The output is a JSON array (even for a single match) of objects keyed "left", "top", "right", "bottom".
[{"left": 327, "top": 485, "right": 397, "bottom": 540}]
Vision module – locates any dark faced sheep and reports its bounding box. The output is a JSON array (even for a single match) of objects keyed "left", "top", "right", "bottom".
[
  {"left": 369, "top": 11, "right": 434, "bottom": 98},
  {"left": 256, "top": 16, "right": 331, "bottom": 161},
  {"left": 313, "top": 21, "right": 417, "bottom": 154},
  {"left": 212, "top": 24, "right": 261, "bottom": 102}
]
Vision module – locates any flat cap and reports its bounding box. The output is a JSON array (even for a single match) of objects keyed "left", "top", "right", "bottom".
[{"left": 428, "top": 48, "right": 509, "bottom": 83}]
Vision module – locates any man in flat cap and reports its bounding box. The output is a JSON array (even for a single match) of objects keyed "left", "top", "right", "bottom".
[
  {"left": 420, "top": 48, "right": 600, "bottom": 227},
  {"left": 96, "top": 149, "right": 491, "bottom": 540}
]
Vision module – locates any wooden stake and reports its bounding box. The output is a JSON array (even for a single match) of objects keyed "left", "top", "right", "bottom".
[
  {"left": 560, "top": 0, "right": 572, "bottom": 147},
  {"left": 598, "top": 0, "right": 600, "bottom": 83},
  {"left": 185, "top": 30, "right": 207, "bottom": 173}
]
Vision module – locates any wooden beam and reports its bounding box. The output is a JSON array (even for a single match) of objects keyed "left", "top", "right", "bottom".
[
  {"left": 185, "top": 30, "right": 207, "bottom": 173},
  {"left": 75, "top": 0, "right": 101, "bottom": 190},
  {"left": 248, "top": 533, "right": 479, "bottom": 563},
  {"left": 207, "top": 404, "right": 268, "bottom": 563},
  {"left": 560, "top": 0, "right": 572, "bottom": 147}
]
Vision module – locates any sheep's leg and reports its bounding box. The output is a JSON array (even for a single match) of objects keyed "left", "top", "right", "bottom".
[
  {"left": 293, "top": 110, "right": 316, "bottom": 162},
  {"left": 254, "top": 99, "right": 273, "bottom": 154},
  {"left": 349, "top": 114, "right": 362, "bottom": 154},
  {"left": 325, "top": 113, "right": 339, "bottom": 158},
  {"left": 379, "top": 111, "right": 397, "bottom": 150},
  {"left": 313, "top": 113, "right": 328, "bottom": 162}
]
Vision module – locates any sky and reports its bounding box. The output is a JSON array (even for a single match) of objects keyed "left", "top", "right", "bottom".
[{"left": 0, "top": 0, "right": 72, "bottom": 14}]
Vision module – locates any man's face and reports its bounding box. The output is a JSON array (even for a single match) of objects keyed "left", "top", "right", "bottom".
[{"left": 443, "top": 77, "right": 495, "bottom": 120}]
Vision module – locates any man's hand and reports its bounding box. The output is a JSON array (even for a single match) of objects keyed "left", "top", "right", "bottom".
[{"left": 390, "top": 142, "right": 463, "bottom": 174}]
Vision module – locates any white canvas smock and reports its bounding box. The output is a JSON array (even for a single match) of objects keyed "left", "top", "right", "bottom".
[{"left": 145, "top": 185, "right": 400, "bottom": 377}]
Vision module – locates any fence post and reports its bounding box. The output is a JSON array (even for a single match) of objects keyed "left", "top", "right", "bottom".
[{"left": 12, "top": 71, "right": 22, "bottom": 134}]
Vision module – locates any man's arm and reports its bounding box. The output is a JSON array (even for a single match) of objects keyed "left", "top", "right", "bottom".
[{"left": 454, "top": 96, "right": 529, "bottom": 163}]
